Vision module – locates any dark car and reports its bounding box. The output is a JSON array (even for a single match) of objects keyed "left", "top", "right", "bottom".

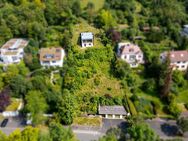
[{"left": 1, "top": 118, "right": 9, "bottom": 127}]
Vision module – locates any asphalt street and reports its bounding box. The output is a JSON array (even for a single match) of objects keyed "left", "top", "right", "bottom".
[
  {"left": 0, "top": 117, "right": 187, "bottom": 141},
  {"left": 0, "top": 117, "right": 25, "bottom": 135}
]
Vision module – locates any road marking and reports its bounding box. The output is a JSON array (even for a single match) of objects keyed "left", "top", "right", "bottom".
[{"left": 73, "top": 130, "right": 103, "bottom": 135}]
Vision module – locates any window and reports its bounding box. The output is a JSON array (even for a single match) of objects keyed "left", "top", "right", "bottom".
[
  {"left": 129, "top": 49, "right": 134, "bottom": 52},
  {"left": 182, "top": 65, "right": 185, "bottom": 68},
  {"left": 124, "top": 55, "right": 127, "bottom": 59},
  {"left": 177, "top": 61, "right": 181, "bottom": 64},
  {"left": 129, "top": 55, "right": 136, "bottom": 61},
  {"left": 12, "top": 56, "right": 18, "bottom": 61},
  {"left": 52, "top": 61, "right": 56, "bottom": 63},
  {"left": 43, "top": 61, "right": 49, "bottom": 64}
]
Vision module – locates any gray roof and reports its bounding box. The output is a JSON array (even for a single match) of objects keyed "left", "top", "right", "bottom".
[
  {"left": 99, "top": 106, "right": 127, "bottom": 115},
  {"left": 81, "top": 32, "right": 93, "bottom": 40}
]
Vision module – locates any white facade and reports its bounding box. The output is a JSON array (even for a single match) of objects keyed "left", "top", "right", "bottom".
[
  {"left": 0, "top": 39, "right": 28, "bottom": 64},
  {"left": 40, "top": 59, "right": 64, "bottom": 67},
  {"left": 81, "top": 32, "right": 94, "bottom": 47},
  {"left": 171, "top": 61, "right": 188, "bottom": 71},
  {"left": 118, "top": 42, "right": 144, "bottom": 68},
  {"left": 40, "top": 48, "right": 65, "bottom": 67},
  {"left": 181, "top": 25, "right": 188, "bottom": 37}
]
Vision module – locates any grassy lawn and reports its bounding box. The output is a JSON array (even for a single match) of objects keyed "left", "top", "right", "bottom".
[
  {"left": 72, "top": 20, "right": 104, "bottom": 49},
  {"left": 176, "top": 90, "right": 188, "bottom": 103},
  {"left": 73, "top": 117, "right": 102, "bottom": 126},
  {"left": 80, "top": 0, "right": 104, "bottom": 11},
  {"left": 6, "top": 98, "right": 21, "bottom": 111}
]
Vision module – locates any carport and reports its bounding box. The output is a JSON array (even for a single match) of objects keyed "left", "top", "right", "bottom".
[{"left": 98, "top": 105, "right": 128, "bottom": 119}]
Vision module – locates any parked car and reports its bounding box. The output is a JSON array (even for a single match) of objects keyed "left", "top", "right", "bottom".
[{"left": 1, "top": 118, "right": 9, "bottom": 127}]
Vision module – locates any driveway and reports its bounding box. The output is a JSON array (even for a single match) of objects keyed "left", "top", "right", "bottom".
[
  {"left": 0, "top": 117, "right": 25, "bottom": 135},
  {"left": 101, "top": 119, "right": 128, "bottom": 133},
  {"left": 146, "top": 118, "right": 180, "bottom": 139}
]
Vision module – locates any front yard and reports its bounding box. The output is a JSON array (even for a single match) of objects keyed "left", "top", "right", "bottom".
[
  {"left": 6, "top": 98, "right": 21, "bottom": 111},
  {"left": 73, "top": 117, "right": 102, "bottom": 127}
]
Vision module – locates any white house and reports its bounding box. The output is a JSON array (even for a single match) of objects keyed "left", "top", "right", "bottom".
[
  {"left": 98, "top": 105, "right": 129, "bottom": 119},
  {"left": 181, "top": 25, "right": 188, "bottom": 37},
  {"left": 160, "top": 50, "right": 188, "bottom": 71},
  {"left": 39, "top": 47, "right": 65, "bottom": 67},
  {"left": 0, "top": 38, "right": 28, "bottom": 64},
  {"left": 81, "top": 32, "right": 94, "bottom": 47},
  {"left": 118, "top": 42, "right": 144, "bottom": 68}
]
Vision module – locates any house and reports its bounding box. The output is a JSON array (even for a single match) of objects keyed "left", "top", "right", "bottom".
[
  {"left": 141, "top": 26, "right": 160, "bottom": 32},
  {"left": 160, "top": 50, "right": 188, "bottom": 71},
  {"left": 181, "top": 25, "right": 188, "bottom": 37},
  {"left": 81, "top": 32, "right": 94, "bottom": 47},
  {"left": 39, "top": 47, "right": 65, "bottom": 67},
  {"left": 118, "top": 42, "right": 144, "bottom": 68},
  {"left": 0, "top": 38, "right": 28, "bottom": 64},
  {"left": 99, "top": 105, "right": 129, "bottom": 119}
]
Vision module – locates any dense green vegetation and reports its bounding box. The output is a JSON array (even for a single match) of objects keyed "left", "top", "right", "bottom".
[
  {"left": 1, "top": 0, "right": 188, "bottom": 140},
  {"left": 0, "top": 123, "right": 76, "bottom": 141}
]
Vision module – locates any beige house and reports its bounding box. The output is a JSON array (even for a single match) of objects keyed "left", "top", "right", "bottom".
[
  {"left": 160, "top": 50, "right": 188, "bottom": 71},
  {"left": 118, "top": 42, "right": 144, "bottom": 68},
  {"left": 39, "top": 47, "right": 65, "bottom": 67}
]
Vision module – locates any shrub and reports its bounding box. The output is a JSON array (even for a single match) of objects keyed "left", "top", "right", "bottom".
[
  {"left": 127, "top": 98, "right": 137, "bottom": 115},
  {"left": 184, "top": 103, "right": 188, "bottom": 110},
  {"left": 166, "top": 102, "right": 181, "bottom": 118}
]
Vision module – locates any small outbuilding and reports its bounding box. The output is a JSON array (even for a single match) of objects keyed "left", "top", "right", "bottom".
[
  {"left": 80, "top": 32, "right": 94, "bottom": 47},
  {"left": 99, "top": 105, "right": 128, "bottom": 119}
]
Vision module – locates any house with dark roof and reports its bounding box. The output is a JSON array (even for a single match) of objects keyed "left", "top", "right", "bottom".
[
  {"left": 39, "top": 47, "right": 65, "bottom": 67},
  {"left": 98, "top": 105, "right": 129, "bottom": 119},
  {"left": 118, "top": 42, "right": 144, "bottom": 68},
  {"left": 80, "top": 32, "right": 94, "bottom": 47},
  {"left": 160, "top": 50, "right": 188, "bottom": 71}
]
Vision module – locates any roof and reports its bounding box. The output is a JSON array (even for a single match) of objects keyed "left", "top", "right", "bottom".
[
  {"left": 162, "top": 51, "right": 188, "bottom": 63},
  {"left": 81, "top": 32, "right": 93, "bottom": 40},
  {"left": 118, "top": 42, "right": 143, "bottom": 55},
  {"left": 40, "top": 47, "right": 64, "bottom": 62},
  {"left": 1, "top": 38, "right": 28, "bottom": 49},
  {"left": 99, "top": 106, "right": 127, "bottom": 115}
]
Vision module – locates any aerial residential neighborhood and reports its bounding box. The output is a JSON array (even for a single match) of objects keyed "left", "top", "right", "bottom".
[{"left": 1, "top": 1, "right": 188, "bottom": 141}]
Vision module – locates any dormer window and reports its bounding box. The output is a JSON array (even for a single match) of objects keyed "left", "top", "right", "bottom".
[
  {"left": 45, "top": 54, "right": 54, "bottom": 59},
  {"left": 129, "top": 49, "right": 134, "bottom": 52},
  {"left": 171, "top": 54, "right": 175, "bottom": 57},
  {"left": 181, "top": 54, "right": 184, "bottom": 57}
]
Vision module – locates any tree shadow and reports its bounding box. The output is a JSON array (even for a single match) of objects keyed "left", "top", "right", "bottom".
[{"left": 161, "top": 123, "right": 179, "bottom": 136}]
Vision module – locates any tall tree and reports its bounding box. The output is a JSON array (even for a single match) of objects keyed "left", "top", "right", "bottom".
[
  {"left": 57, "top": 90, "right": 77, "bottom": 125},
  {"left": 0, "top": 87, "right": 10, "bottom": 112},
  {"left": 21, "top": 126, "right": 39, "bottom": 141},
  {"left": 49, "top": 122, "right": 75, "bottom": 141},
  {"left": 25, "top": 90, "right": 48, "bottom": 125}
]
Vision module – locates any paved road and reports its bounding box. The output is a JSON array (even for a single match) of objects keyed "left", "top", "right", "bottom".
[
  {"left": 146, "top": 118, "right": 182, "bottom": 140},
  {"left": 73, "top": 119, "right": 127, "bottom": 141},
  {"left": 1, "top": 117, "right": 186, "bottom": 141},
  {"left": 74, "top": 130, "right": 104, "bottom": 141}
]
